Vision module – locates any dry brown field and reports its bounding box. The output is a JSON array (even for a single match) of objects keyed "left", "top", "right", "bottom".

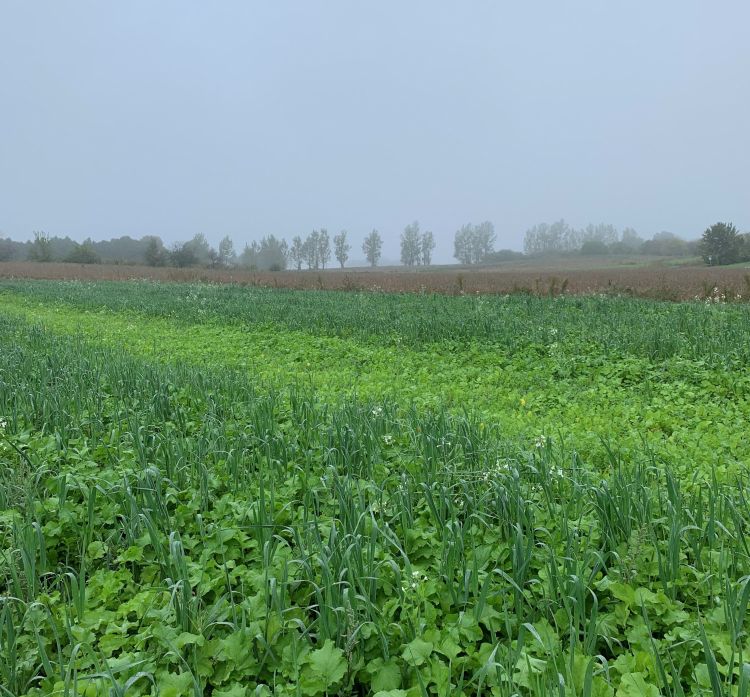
[{"left": 1, "top": 259, "right": 749, "bottom": 301}]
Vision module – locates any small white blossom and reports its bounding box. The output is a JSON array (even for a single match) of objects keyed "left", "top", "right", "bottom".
[{"left": 402, "top": 570, "right": 428, "bottom": 594}]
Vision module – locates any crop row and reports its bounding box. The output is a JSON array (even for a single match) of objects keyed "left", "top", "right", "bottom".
[{"left": 2, "top": 279, "right": 750, "bottom": 362}]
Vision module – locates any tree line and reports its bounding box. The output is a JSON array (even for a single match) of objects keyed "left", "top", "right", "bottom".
[
  {"left": 522, "top": 219, "right": 750, "bottom": 265},
  {"left": 523, "top": 220, "right": 704, "bottom": 258},
  {"left": 0, "top": 233, "right": 158, "bottom": 265},
  {"left": 0, "top": 222, "right": 479, "bottom": 270},
  {"left": 0, "top": 229, "right": 383, "bottom": 271},
  {"left": 2, "top": 219, "right": 745, "bottom": 269}
]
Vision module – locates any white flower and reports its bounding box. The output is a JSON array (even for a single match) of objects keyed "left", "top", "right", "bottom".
[
  {"left": 534, "top": 435, "right": 548, "bottom": 449},
  {"left": 403, "top": 570, "right": 427, "bottom": 594},
  {"left": 371, "top": 406, "right": 383, "bottom": 417},
  {"left": 0, "top": 419, "right": 6, "bottom": 429},
  {"left": 382, "top": 434, "right": 394, "bottom": 446}
]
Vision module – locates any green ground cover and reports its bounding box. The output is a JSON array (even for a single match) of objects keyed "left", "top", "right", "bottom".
[
  {"left": 0, "top": 284, "right": 748, "bottom": 476},
  {"left": 1, "top": 280, "right": 749, "bottom": 696}
]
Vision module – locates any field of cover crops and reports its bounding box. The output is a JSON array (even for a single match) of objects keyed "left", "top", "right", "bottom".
[{"left": 1, "top": 280, "right": 749, "bottom": 697}]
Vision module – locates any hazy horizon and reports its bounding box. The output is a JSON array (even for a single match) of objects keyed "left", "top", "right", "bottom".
[{"left": 2, "top": 2, "right": 748, "bottom": 262}]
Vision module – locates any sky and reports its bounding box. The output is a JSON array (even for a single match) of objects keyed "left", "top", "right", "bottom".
[{"left": 1, "top": 2, "right": 748, "bottom": 263}]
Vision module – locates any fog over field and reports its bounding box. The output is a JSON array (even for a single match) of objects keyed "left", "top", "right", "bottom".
[{"left": 1, "top": 2, "right": 748, "bottom": 261}]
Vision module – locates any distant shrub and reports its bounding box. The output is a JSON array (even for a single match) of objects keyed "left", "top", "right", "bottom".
[
  {"left": 580, "top": 239, "right": 610, "bottom": 255},
  {"left": 483, "top": 248, "right": 525, "bottom": 263}
]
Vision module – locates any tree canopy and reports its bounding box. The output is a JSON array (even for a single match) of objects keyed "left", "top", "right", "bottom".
[{"left": 700, "top": 222, "right": 742, "bottom": 266}]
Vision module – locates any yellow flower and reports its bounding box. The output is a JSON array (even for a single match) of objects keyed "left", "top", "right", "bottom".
[{"left": 520, "top": 398, "right": 526, "bottom": 407}]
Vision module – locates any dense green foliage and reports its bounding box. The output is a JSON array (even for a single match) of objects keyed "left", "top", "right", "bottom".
[
  {"left": 2, "top": 279, "right": 750, "bottom": 363},
  {"left": 700, "top": 223, "right": 745, "bottom": 266},
  {"left": 1, "top": 281, "right": 749, "bottom": 696}
]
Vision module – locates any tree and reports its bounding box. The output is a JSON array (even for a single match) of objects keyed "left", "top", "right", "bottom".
[
  {"left": 700, "top": 222, "right": 741, "bottom": 266},
  {"left": 239, "top": 241, "right": 260, "bottom": 269},
  {"left": 303, "top": 230, "right": 320, "bottom": 269},
  {"left": 333, "top": 230, "right": 350, "bottom": 269},
  {"left": 400, "top": 221, "right": 421, "bottom": 267},
  {"left": 362, "top": 230, "right": 382, "bottom": 267},
  {"left": 257, "top": 235, "right": 288, "bottom": 271},
  {"left": 454, "top": 224, "right": 473, "bottom": 264},
  {"left": 454, "top": 222, "right": 496, "bottom": 264},
  {"left": 740, "top": 233, "right": 750, "bottom": 263},
  {"left": 96, "top": 235, "right": 157, "bottom": 263},
  {"left": 289, "top": 236, "right": 304, "bottom": 270},
  {"left": 640, "top": 231, "right": 692, "bottom": 257},
  {"left": 185, "top": 233, "right": 213, "bottom": 265},
  {"left": 0, "top": 238, "right": 16, "bottom": 262},
  {"left": 65, "top": 241, "right": 101, "bottom": 264},
  {"left": 143, "top": 236, "right": 167, "bottom": 266},
  {"left": 581, "top": 223, "right": 618, "bottom": 247},
  {"left": 318, "top": 229, "right": 331, "bottom": 269},
  {"left": 28, "top": 231, "right": 53, "bottom": 262},
  {"left": 523, "top": 221, "right": 570, "bottom": 256},
  {"left": 472, "top": 221, "right": 495, "bottom": 263},
  {"left": 217, "top": 236, "right": 236, "bottom": 267},
  {"left": 170, "top": 242, "right": 199, "bottom": 267},
  {"left": 610, "top": 227, "right": 643, "bottom": 255},
  {"left": 421, "top": 230, "right": 435, "bottom": 266}
]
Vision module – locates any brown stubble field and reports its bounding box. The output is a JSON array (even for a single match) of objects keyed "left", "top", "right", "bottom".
[{"left": 1, "top": 259, "right": 749, "bottom": 300}]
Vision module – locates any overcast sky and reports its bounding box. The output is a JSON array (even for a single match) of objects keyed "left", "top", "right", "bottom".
[{"left": 1, "top": 2, "right": 748, "bottom": 262}]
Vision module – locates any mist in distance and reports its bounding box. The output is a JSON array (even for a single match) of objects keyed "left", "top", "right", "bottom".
[{"left": 1, "top": 2, "right": 748, "bottom": 264}]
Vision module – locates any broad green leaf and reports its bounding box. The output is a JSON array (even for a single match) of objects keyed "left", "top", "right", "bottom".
[
  {"left": 174, "top": 632, "right": 204, "bottom": 649},
  {"left": 157, "top": 671, "right": 194, "bottom": 697},
  {"left": 616, "top": 673, "right": 660, "bottom": 697},
  {"left": 87, "top": 540, "right": 107, "bottom": 559},
  {"left": 300, "top": 639, "right": 347, "bottom": 695},
  {"left": 214, "top": 686, "right": 247, "bottom": 697},
  {"left": 401, "top": 637, "right": 433, "bottom": 667},
  {"left": 221, "top": 629, "right": 257, "bottom": 673},
  {"left": 371, "top": 659, "right": 402, "bottom": 691}
]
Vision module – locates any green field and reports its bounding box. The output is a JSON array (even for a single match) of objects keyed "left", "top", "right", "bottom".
[{"left": 1, "top": 280, "right": 749, "bottom": 696}]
